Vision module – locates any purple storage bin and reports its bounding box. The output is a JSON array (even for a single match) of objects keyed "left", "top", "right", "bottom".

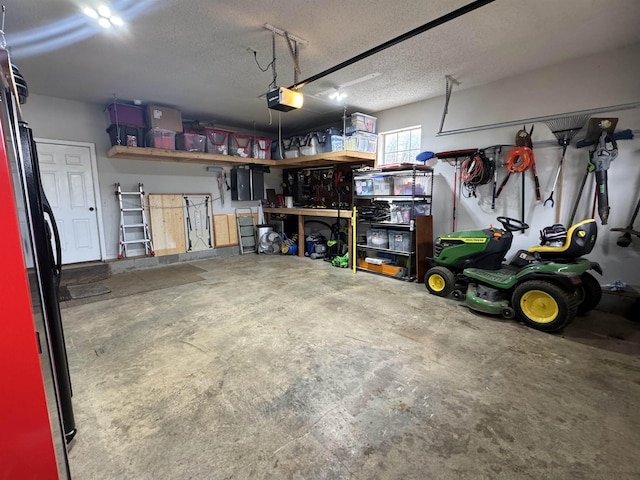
[{"left": 106, "top": 104, "right": 145, "bottom": 128}]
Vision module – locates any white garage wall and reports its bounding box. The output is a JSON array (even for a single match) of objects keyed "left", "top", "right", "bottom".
[
  {"left": 21, "top": 94, "right": 280, "bottom": 260},
  {"left": 374, "top": 43, "right": 640, "bottom": 285},
  {"left": 18, "top": 42, "right": 640, "bottom": 280}
]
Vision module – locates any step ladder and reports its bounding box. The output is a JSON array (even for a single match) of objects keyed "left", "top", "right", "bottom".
[
  {"left": 235, "top": 208, "right": 256, "bottom": 254},
  {"left": 116, "top": 183, "right": 154, "bottom": 259}
]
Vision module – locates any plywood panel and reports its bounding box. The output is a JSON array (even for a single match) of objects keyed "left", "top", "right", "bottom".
[
  {"left": 213, "top": 215, "right": 230, "bottom": 246},
  {"left": 149, "top": 194, "right": 186, "bottom": 256},
  {"left": 213, "top": 214, "right": 239, "bottom": 247},
  {"left": 228, "top": 215, "right": 239, "bottom": 245}
]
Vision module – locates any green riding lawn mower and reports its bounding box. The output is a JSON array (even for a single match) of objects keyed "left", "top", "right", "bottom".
[{"left": 424, "top": 217, "right": 602, "bottom": 332}]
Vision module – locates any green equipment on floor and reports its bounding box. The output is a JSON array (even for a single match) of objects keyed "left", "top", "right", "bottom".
[
  {"left": 331, "top": 252, "right": 349, "bottom": 268},
  {"left": 424, "top": 216, "right": 602, "bottom": 332}
]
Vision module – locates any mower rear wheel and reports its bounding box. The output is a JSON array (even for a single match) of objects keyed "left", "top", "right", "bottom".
[
  {"left": 424, "top": 266, "right": 456, "bottom": 297},
  {"left": 512, "top": 280, "right": 577, "bottom": 332},
  {"left": 575, "top": 272, "right": 602, "bottom": 316}
]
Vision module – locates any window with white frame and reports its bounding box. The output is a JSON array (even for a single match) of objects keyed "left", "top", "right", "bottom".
[{"left": 378, "top": 126, "right": 422, "bottom": 166}]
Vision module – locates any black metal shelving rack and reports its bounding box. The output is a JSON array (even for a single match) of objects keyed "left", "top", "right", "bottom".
[{"left": 353, "top": 165, "right": 434, "bottom": 281}]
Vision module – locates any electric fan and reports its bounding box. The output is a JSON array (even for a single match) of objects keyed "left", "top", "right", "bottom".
[{"left": 258, "top": 231, "right": 283, "bottom": 254}]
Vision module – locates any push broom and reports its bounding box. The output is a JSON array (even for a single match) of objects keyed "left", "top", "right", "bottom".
[{"left": 543, "top": 114, "right": 590, "bottom": 223}]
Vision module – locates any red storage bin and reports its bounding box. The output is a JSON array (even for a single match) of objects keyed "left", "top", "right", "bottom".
[
  {"left": 253, "top": 137, "right": 272, "bottom": 159},
  {"left": 146, "top": 128, "right": 176, "bottom": 150},
  {"left": 229, "top": 134, "right": 253, "bottom": 158},
  {"left": 205, "top": 128, "right": 233, "bottom": 155}
]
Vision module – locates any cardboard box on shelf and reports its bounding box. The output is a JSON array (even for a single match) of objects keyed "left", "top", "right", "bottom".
[{"left": 146, "top": 105, "right": 183, "bottom": 132}]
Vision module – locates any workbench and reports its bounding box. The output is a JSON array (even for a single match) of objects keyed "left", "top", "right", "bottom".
[{"left": 262, "top": 207, "right": 352, "bottom": 259}]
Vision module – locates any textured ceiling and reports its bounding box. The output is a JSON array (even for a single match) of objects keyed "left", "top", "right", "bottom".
[{"left": 5, "top": 0, "right": 640, "bottom": 134}]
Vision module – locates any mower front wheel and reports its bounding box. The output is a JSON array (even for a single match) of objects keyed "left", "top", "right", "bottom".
[
  {"left": 512, "top": 280, "right": 577, "bottom": 332},
  {"left": 575, "top": 272, "right": 602, "bottom": 316},
  {"left": 424, "top": 266, "right": 456, "bottom": 297}
]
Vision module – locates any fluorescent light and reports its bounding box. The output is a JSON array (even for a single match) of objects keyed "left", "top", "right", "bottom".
[
  {"left": 110, "top": 16, "right": 124, "bottom": 26},
  {"left": 98, "top": 17, "right": 111, "bottom": 28},
  {"left": 84, "top": 7, "right": 98, "bottom": 18},
  {"left": 98, "top": 5, "right": 111, "bottom": 17}
]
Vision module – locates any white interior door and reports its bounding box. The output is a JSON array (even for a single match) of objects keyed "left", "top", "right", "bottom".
[{"left": 36, "top": 142, "right": 101, "bottom": 264}]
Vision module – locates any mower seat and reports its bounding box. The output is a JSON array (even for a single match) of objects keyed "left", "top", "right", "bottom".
[{"left": 528, "top": 219, "right": 597, "bottom": 260}]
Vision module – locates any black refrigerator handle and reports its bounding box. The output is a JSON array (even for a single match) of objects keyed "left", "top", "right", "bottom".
[{"left": 42, "top": 202, "right": 62, "bottom": 284}]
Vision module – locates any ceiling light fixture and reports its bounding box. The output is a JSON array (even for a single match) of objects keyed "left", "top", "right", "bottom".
[
  {"left": 83, "top": 7, "right": 98, "bottom": 19},
  {"left": 328, "top": 90, "right": 347, "bottom": 101},
  {"left": 97, "top": 5, "right": 111, "bottom": 17},
  {"left": 83, "top": 4, "right": 124, "bottom": 28}
]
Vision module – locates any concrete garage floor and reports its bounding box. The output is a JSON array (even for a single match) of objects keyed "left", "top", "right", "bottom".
[{"left": 62, "top": 256, "right": 640, "bottom": 479}]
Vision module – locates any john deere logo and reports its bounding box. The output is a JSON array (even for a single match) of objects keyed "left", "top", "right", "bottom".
[
  {"left": 441, "top": 237, "right": 487, "bottom": 244},
  {"left": 459, "top": 238, "right": 487, "bottom": 243}
]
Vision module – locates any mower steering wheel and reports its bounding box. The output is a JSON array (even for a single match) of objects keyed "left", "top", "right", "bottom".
[{"left": 496, "top": 216, "right": 529, "bottom": 232}]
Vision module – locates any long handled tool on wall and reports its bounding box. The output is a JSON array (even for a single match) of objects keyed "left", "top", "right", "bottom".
[
  {"left": 543, "top": 114, "right": 590, "bottom": 223},
  {"left": 491, "top": 146, "right": 501, "bottom": 209},
  {"left": 590, "top": 131, "right": 618, "bottom": 225},
  {"left": 579, "top": 118, "right": 621, "bottom": 225},
  {"left": 571, "top": 125, "right": 634, "bottom": 225},
  {"left": 436, "top": 148, "right": 477, "bottom": 231},
  {"left": 495, "top": 128, "right": 538, "bottom": 203},
  {"left": 611, "top": 194, "right": 640, "bottom": 247},
  {"left": 567, "top": 151, "right": 594, "bottom": 226}
]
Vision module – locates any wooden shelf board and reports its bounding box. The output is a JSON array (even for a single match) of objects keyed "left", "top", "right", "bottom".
[
  {"left": 272, "top": 150, "right": 376, "bottom": 168},
  {"left": 107, "top": 146, "right": 275, "bottom": 167},
  {"left": 107, "top": 146, "right": 375, "bottom": 169},
  {"left": 263, "top": 207, "right": 352, "bottom": 219}
]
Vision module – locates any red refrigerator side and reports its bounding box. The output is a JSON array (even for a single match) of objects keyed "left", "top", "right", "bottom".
[{"left": 0, "top": 118, "right": 61, "bottom": 477}]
